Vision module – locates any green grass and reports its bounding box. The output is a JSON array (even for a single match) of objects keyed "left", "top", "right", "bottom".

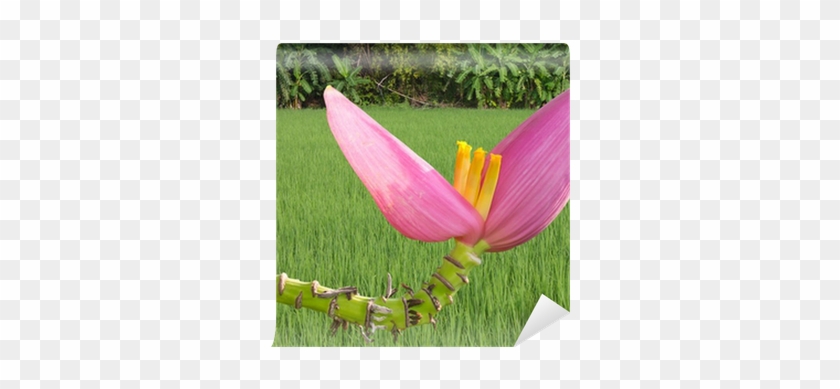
[{"left": 274, "top": 107, "right": 570, "bottom": 347}]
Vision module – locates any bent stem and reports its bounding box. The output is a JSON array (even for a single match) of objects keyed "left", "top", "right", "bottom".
[{"left": 276, "top": 240, "right": 489, "bottom": 343}]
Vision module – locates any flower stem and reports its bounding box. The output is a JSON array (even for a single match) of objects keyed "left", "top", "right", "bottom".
[{"left": 276, "top": 241, "right": 487, "bottom": 342}]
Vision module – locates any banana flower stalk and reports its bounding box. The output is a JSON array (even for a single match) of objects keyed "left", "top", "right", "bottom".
[{"left": 277, "top": 86, "right": 570, "bottom": 342}]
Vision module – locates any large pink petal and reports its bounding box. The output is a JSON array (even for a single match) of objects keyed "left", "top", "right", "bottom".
[
  {"left": 324, "top": 87, "right": 484, "bottom": 244},
  {"left": 483, "top": 90, "right": 570, "bottom": 252}
]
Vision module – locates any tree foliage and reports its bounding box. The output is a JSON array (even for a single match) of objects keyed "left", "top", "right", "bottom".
[{"left": 276, "top": 43, "right": 570, "bottom": 109}]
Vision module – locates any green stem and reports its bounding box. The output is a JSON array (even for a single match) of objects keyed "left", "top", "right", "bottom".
[{"left": 276, "top": 240, "right": 489, "bottom": 342}]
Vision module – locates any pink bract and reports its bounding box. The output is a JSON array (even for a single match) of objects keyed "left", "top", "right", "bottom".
[
  {"left": 483, "top": 90, "right": 571, "bottom": 252},
  {"left": 324, "top": 87, "right": 484, "bottom": 244},
  {"left": 323, "top": 86, "right": 570, "bottom": 252}
]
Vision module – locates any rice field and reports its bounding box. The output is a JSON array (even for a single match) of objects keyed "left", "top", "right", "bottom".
[{"left": 274, "top": 106, "right": 570, "bottom": 347}]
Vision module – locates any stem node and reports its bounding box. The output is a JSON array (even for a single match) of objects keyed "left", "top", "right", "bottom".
[
  {"left": 391, "top": 321, "right": 401, "bottom": 343},
  {"left": 400, "top": 283, "right": 414, "bottom": 297},
  {"left": 385, "top": 273, "right": 397, "bottom": 299},
  {"left": 423, "top": 288, "right": 441, "bottom": 311},
  {"left": 294, "top": 291, "right": 303, "bottom": 309},
  {"left": 364, "top": 299, "right": 373, "bottom": 330},
  {"left": 278, "top": 273, "right": 288, "bottom": 296},
  {"left": 402, "top": 297, "right": 410, "bottom": 328},
  {"left": 433, "top": 273, "right": 455, "bottom": 291},
  {"left": 328, "top": 297, "right": 339, "bottom": 317},
  {"left": 444, "top": 255, "right": 465, "bottom": 269},
  {"left": 457, "top": 273, "right": 469, "bottom": 284},
  {"left": 359, "top": 326, "right": 373, "bottom": 343},
  {"left": 406, "top": 298, "right": 424, "bottom": 308}
]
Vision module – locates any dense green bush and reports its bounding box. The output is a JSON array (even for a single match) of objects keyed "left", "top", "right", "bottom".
[{"left": 276, "top": 43, "right": 570, "bottom": 109}]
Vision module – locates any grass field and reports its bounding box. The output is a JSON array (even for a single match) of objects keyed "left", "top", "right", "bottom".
[{"left": 274, "top": 106, "right": 570, "bottom": 347}]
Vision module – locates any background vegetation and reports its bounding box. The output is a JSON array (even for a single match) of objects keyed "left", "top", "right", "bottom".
[
  {"left": 275, "top": 107, "right": 570, "bottom": 346},
  {"left": 276, "top": 43, "right": 570, "bottom": 109}
]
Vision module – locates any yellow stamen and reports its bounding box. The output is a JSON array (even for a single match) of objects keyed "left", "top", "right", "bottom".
[
  {"left": 463, "top": 148, "right": 486, "bottom": 205},
  {"left": 453, "top": 141, "right": 472, "bottom": 195},
  {"left": 475, "top": 154, "right": 502, "bottom": 219}
]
